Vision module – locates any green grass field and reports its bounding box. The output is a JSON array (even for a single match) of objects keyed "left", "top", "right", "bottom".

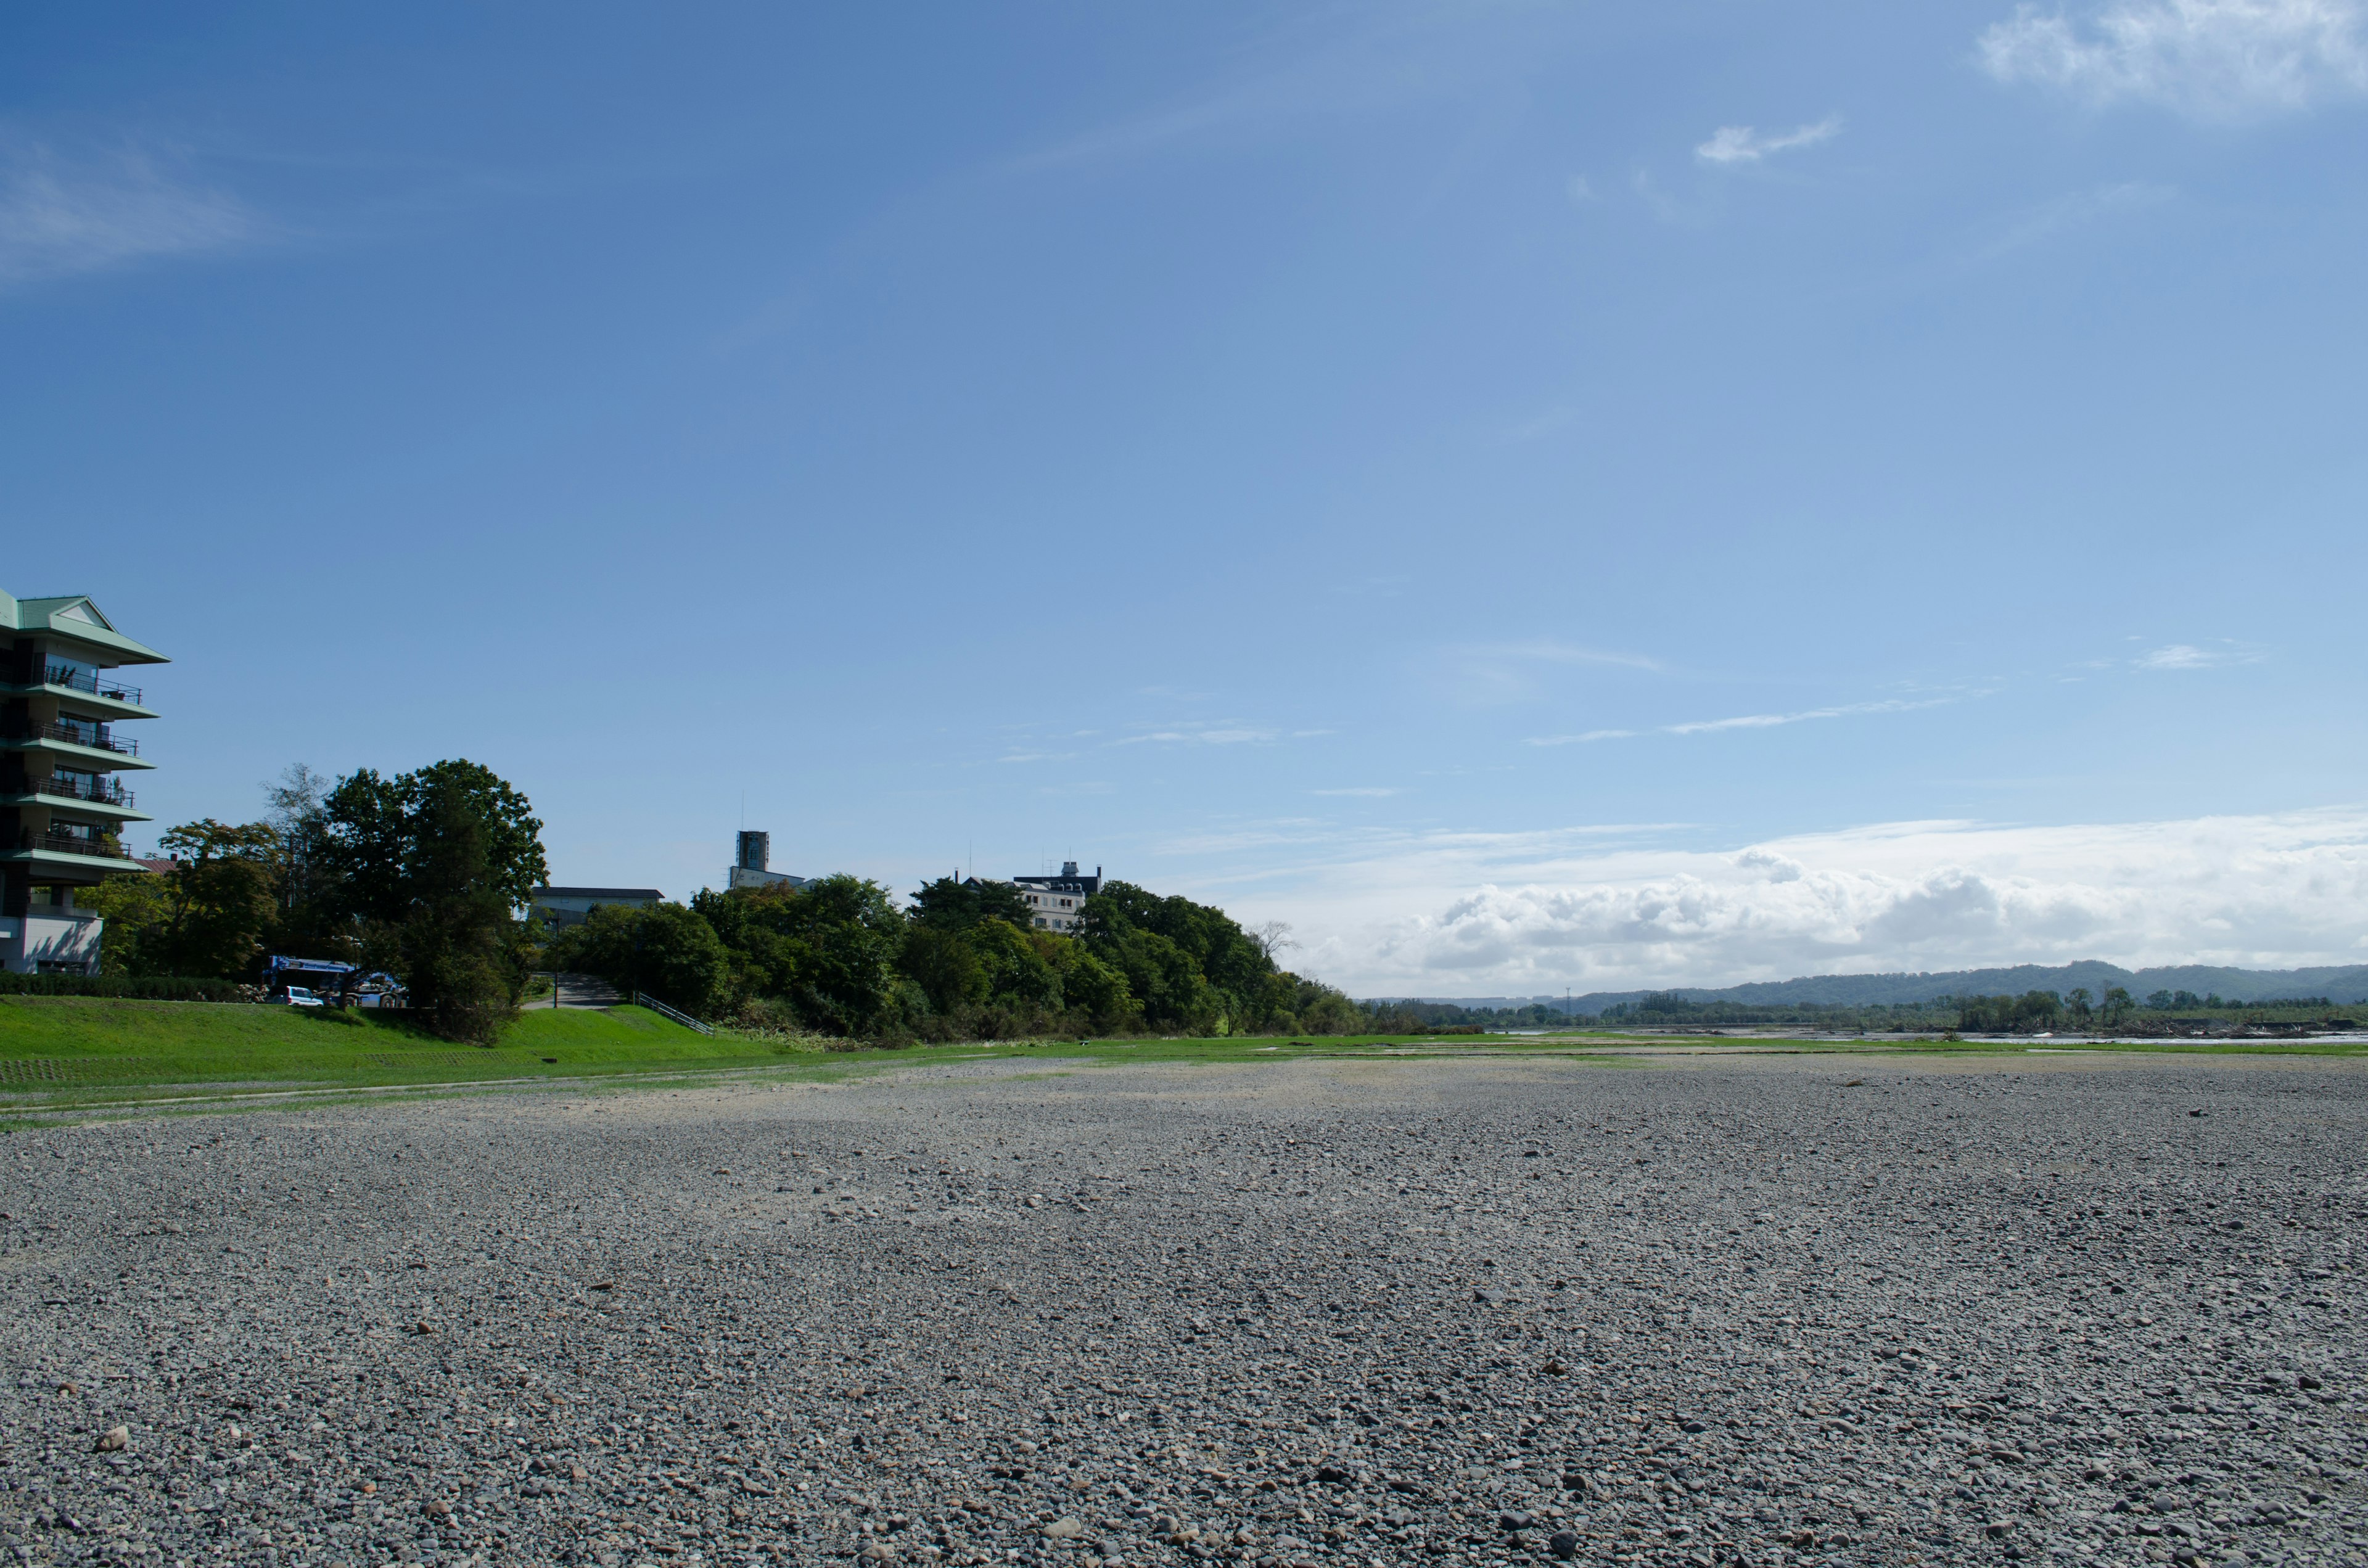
[
  {"left": 0, "top": 996, "right": 776, "bottom": 1089},
  {"left": 0, "top": 997, "right": 2358, "bottom": 1122},
  {"left": 0, "top": 999, "right": 1635, "bottom": 1099}
]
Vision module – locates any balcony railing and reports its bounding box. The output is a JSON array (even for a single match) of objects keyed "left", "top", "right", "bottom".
[
  {"left": 19, "top": 831, "right": 131, "bottom": 860},
  {"left": 8, "top": 720, "right": 136, "bottom": 757},
  {"left": 31, "top": 775, "right": 134, "bottom": 808},
  {"left": 41, "top": 664, "right": 142, "bottom": 706}
]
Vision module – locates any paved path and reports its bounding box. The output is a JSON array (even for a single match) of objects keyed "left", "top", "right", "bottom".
[{"left": 540, "top": 970, "right": 622, "bottom": 1009}]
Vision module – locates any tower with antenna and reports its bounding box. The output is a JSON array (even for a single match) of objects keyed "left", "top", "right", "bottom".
[{"left": 726, "top": 830, "right": 810, "bottom": 892}]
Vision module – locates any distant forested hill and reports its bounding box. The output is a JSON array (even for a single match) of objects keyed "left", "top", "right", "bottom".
[{"left": 1381, "top": 961, "right": 2368, "bottom": 1013}]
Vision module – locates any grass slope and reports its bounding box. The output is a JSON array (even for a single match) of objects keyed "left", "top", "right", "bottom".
[
  {"left": 0, "top": 1001, "right": 2356, "bottom": 1114},
  {"left": 0, "top": 997, "right": 765, "bottom": 1090}
]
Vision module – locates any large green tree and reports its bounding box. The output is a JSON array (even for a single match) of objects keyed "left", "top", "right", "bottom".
[
  {"left": 1079, "top": 880, "right": 1281, "bottom": 1033},
  {"left": 905, "top": 875, "right": 1035, "bottom": 933},
  {"left": 81, "top": 818, "right": 279, "bottom": 979},
  {"left": 150, "top": 819, "right": 281, "bottom": 979},
  {"left": 260, "top": 763, "right": 350, "bottom": 960},
  {"left": 691, "top": 874, "right": 905, "bottom": 1036},
  {"left": 1092, "top": 923, "right": 1222, "bottom": 1032},
  {"left": 897, "top": 924, "right": 987, "bottom": 1016},
  {"left": 316, "top": 760, "right": 548, "bottom": 1043}
]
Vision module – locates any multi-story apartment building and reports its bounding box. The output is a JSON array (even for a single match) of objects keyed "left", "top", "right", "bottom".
[
  {"left": 1009, "top": 861, "right": 1101, "bottom": 932},
  {"left": 0, "top": 592, "right": 166, "bottom": 975}
]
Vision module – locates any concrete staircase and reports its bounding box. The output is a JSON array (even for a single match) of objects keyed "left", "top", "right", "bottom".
[{"left": 545, "top": 972, "right": 622, "bottom": 1010}]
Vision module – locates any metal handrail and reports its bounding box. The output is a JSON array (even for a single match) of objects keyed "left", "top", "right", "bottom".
[
  {"left": 21, "top": 831, "right": 130, "bottom": 860},
  {"left": 632, "top": 991, "right": 715, "bottom": 1035},
  {"left": 41, "top": 664, "right": 142, "bottom": 705},
  {"left": 10, "top": 720, "right": 136, "bottom": 757},
  {"left": 30, "top": 775, "right": 133, "bottom": 808}
]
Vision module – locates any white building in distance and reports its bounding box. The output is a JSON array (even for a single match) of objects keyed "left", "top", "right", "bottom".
[{"left": 1007, "top": 861, "right": 1101, "bottom": 933}]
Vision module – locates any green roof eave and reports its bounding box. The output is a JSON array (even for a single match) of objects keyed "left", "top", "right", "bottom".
[{"left": 2, "top": 594, "right": 169, "bottom": 665}]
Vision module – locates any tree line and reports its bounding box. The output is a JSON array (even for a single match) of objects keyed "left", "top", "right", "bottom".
[
  {"left": 545, "top": 872, "right": 1367, "bottom": 1042},
  {"left": 1376, "top": 987, "right": 2359, "bottom": 1034},
  {"left": 88, "top": 761, "right": 1369, "bottom": 1045}
]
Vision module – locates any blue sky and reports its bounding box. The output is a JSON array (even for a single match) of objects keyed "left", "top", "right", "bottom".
[{"left": 9, "top": 1, "right": 2368, "bottom": 993}]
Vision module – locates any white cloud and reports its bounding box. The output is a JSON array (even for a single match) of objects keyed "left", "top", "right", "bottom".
[
  {"left": 1979, "top": 0, "right": 2368, "bottom": 116},
  {"left": 2134, "top": 641, "right": 2262, "bottom": 670},
  {"left": 0, "top": 143, "right": 257, "bottom": 290},
  {"left": 1436, "top": 639, "right": 1664, "bottom": 707},
  {"left": 1694, "top": 116, "right": 1843, "bottom": 165},
  {"left": 1185, "top": 807, "right": 2368, "bottom": 993},
  {"left": 1975, "top": 181, "right": 2176, "bottom": 261},
  {"left": 1528, "top": 696, "right": 1955, "bottom": 746},
  {"left": 1013, "top": 3, "right": 1582, "bottom": 171},
  {"left": 1113, "top": 724, "right": 1275, "bottom": 747},
  {"left": 1503, "top": 403, "right": 1585, "bottom": 441}
]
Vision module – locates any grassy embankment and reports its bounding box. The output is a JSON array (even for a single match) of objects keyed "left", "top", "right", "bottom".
[
  {"left": 1, "top": 998, "right": 2361, "bottom": 1115},
  {"left": 0, "top": 997, "right": 764, "bottom": 1091},
  {"left": 0, "top": 998, "right": 1629, "bottom": 1097}
]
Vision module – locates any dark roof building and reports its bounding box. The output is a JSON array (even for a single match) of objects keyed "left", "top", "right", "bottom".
[{"left": 529, "top": 886, "right": 665, "bottom": 932}]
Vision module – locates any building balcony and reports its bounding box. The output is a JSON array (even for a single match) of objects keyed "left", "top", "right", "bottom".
[
  {"left": 2, "top": 829, "right": 136, "bottom": 868},
  {"left": 1, "top": 665, "right": 157, "bottom": 719},
  {"left": 0, "top": 774, "right": 148, "bottom": 823},
  {"left": 46, "top": 664, "right": 141, "bottom": 704},
  {"left": 33, "top": 774, "right": 133, "bottom": 808},
  {"left": 1, "top": 720, "right": 153, "bottom": 770}
]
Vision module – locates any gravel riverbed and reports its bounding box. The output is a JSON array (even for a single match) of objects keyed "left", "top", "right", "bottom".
[{"left": 1, "top": 1051, "right": 2361, "bottom": 1568}]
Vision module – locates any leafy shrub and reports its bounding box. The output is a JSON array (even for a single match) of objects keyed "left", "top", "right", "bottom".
[{"left": 0, "top": 974, "right": 249, "bottom": 1002}]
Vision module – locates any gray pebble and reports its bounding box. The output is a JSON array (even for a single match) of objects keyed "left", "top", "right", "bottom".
[{"left": 0, "top": 1054, "right": 2358, "bottom": 1567}]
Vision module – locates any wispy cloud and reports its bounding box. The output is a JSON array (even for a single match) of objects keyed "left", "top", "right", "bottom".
[
  {"left": 1312, "top": 787, "right": 1400, "bottom": 798},
  {"left": 1500, "top": 641, "right": 1661, "bottom": 671},
  {"left": 1502, "top": 403, "right": 1585, "bottom": 442},
  {"left": 1976, "top": 181, "right": 2175, "bottom": 260},
  {"left": 1528, "top": 696, "right": 1954, "bottom": 747},
  {"left": 1113, "top": 724, "right": 1276, "bottom": 747},
  {"left": 1437, "top": 639, "right": 1665, "bottom": 707},
  {"left": 2136, "top": 641, "right": 2263, "bottom": 670},
  {"left": 0, "top": 142, "right": 258, "bottom": 290},
  {"left": 711, "top": 288, "right": 810, "bottom": 356},
  {"left": 1978, "top": 0, "right": 2368, "bottom": 117},
  {"left": 1694, "top": 116, "right": 1843, "bottom": 166},
  {"left": 1012, "top": 4, "right": 1581, "bottom": 171}
]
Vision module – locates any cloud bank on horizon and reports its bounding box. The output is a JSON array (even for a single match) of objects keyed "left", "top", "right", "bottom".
[{"left": 1223, "top": 807, "right": 2368, "bottom": 996}]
